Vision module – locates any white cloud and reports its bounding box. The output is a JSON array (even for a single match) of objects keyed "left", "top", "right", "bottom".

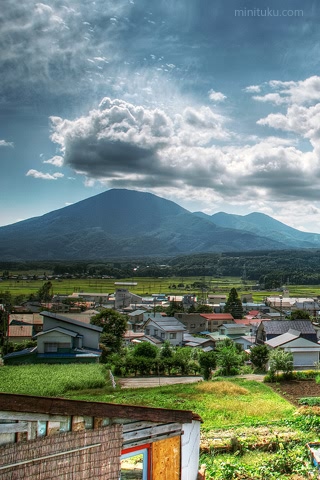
[
  {"left": 208, "top": 89, "right": 227, "bottom": 102},
  {"left": 43, "top": 155, "right": 64, "bottom": 167},
  {"left": 26, "top": 169, "right": 64, "bottom": 180},
  {"left": 244, "top": 85, "right": 261, "bottom": 93},
  {"left": 257, "top": 103, "right": 320, "bottom": 155},
  {"left": 0, "top": 140, "right": 14, "bottom": 147},
  {"left": 253, "top": 93, "right": 287, "bottom": 105},
  {"left": 252, "top": 76, "right": 320, "bottom": 106}
]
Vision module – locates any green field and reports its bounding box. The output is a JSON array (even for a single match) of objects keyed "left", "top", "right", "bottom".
[
  {"left": 2, "top": 275, "right": 320, "bottom": 302},
  {"left": 0, "top": 364, "right": 107, "bottom": 397}
]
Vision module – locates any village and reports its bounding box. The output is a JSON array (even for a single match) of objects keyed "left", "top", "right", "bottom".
[
  {"left": 2, "top": 282, "right": 320, "bottom": 479},
  {"left": 2, "top": 285, "right": 320, "bottom": 370}
]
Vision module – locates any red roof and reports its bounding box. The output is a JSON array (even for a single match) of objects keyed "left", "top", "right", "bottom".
[
  {"left": 200, "top": 313, "right": 234, "bottom": 321},
  {"left": 8, "top": 325, "right": 33, "bottom": 337}
]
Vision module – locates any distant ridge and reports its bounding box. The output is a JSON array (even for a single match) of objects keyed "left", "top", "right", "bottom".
[
  {"left": 195, "top": 211, "right": 320, "bottom": 249},
  {"left": 0, "top": 188, "right": 318, "bottom": 260}
]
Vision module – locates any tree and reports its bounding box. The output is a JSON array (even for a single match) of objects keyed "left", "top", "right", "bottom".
[
  {"left": 133, "top": 341, "right": 158, "bottom": 359},
  {"left": 0, "top": 291, "right": 12, "bottom": 350},
  {"left": 166, "top": 301, "right": 184, "bottom": 316},
  {"left": 224, "top": 288, "right": 243, "bottom": 319},
  {"left": 160, "top": 340, "right": 173, "bottom": 358},
  {"left": 36, "top": 281, "right": 53, "bottom": 302},
  {"left": 215, "top": 339, "right": 244, "bottom": 376},
  {"left": 269, "top": 348, "right": 293, "bottom": 377},
  {"left": 288, "top": 309, "right": 311, "bottom": 320},
  {"left": 91, "top": 309, "right": 127, "bottom": 353},
  {"left": 249, "top": 345, "right": 269, "bottom": 372},
  {"left": 199, "top": 350, "right": 217, "bottom": 380}
]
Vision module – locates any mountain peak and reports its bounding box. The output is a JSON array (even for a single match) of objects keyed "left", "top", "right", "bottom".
[{"left": 0, "top": 189, "right": 318, "bottom": 260}]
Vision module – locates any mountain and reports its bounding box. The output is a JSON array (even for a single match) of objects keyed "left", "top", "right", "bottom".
[
  {"left": 0, "top": 189, "right": 288, "bottom": 260},
  {"left": 194, "top": 211, "right": 320, "bottom": 249}
]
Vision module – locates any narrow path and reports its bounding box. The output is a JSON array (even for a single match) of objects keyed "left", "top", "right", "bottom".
[
  {"left": 118, "top": 376, "right": 203, "bottom": 388},
  {"left": 118, "top": 374, "right": 265, "bottom": 388}
]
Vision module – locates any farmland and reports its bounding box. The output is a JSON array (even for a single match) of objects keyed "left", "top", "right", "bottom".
[{"left": 2, "top": 275, "right": 320, "bottom": 303}]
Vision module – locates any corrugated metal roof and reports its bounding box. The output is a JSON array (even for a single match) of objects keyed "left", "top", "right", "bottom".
[{"left": 8, "top": 325, "right": 33, "bottom": 337}]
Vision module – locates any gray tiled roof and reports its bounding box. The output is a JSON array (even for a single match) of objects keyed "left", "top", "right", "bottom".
[{"left": 263, "top": 320, "right": 316, "bottom": 335}]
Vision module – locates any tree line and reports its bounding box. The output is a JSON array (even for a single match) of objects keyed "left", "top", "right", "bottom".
[{"left": 2, "top": 249, "right": 320, "bottom": 284}]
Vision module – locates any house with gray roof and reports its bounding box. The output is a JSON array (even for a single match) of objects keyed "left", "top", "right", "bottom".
[
  {"left": 144, "top": 316, "right": 186, "bottom": 346},
  {"left": 256, "top": 320, "right": 318, "bottom": 345},
  {"left": 265, "top": 328, "right": 320, "bottom": 369},
  {"left": 4, "top": 311, "right": 102, "bottom": 365},
  {"left": 183, "top": 333, "right": 214, "bottom": 350}
]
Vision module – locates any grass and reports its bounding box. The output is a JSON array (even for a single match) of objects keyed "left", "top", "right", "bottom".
[
  {"left": 65, "top": 378, "right": 295, "bottom": 430},
  {"left": 0, "top": 364, "right": 108, "bottom": 397},
  {"left": 0, "top": 366, "right": 294, "bottom": 429}
]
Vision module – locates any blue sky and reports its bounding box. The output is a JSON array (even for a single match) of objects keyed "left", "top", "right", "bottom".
[{"left": 2, "top": 0, "right": 320, "bottom": 232}]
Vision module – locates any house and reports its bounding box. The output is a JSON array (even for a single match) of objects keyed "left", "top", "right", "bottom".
[
  {"left": 127, "top": 309, "right": 146, "bottom": 331},
  {"left": 200, "top": 313, "right": 235, "bottom": 333},
  {"left": 233, "top": 335, "right": 256, "bottom": 350},
  {"left": 144, "top": 316, "right": 186, "bottom": 346},
  {"left": 207, "top": 294, "right": 227, "bottom": 305},
  {"left": 8, "top": 325, "right": 34, "bottom": 343},
  {"left": 217, "top": 323, "right": 249, "bottom": 338},
  {"left": 183, "top": 333, "right": 214, "bottom": 350},
  {"left": 7, "top": 313, "right": 43, "bottom": 343},
  {"left": 265, "top": 329, "right": 320, "bottom": 369},
  {"left": 115, "top": 289, "right": 142, "bottom": 309},
  {"left": 0, "top": 392, "right": 202, "bottom": 480},
  {"left": 256, "top": 320, "right": 318, "bottom": 344},
  {"left": 174, "top": 313, "right": 208, "bottom": 334},
  {"left": 123, "top": 331, "right": 146, "bottom": 345},
  {"left": 3, "top": 311, "right": 103, "bottom": 365}
]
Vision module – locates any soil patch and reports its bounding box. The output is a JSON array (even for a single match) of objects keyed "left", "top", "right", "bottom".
[{"left": 267, "top": 379, "right": 320, "bottom": 406}]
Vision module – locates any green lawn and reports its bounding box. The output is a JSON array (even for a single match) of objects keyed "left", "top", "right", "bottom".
[{"left": 0, "top": 364, "right": 108, "bottom": 397}]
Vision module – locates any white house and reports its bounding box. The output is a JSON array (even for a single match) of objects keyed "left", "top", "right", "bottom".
[
  {"left": 144, "top": 316, "right": 186, "bottom": 346},
  {"left": 265, "top": 329, "right": 320, "bottom": 369}
]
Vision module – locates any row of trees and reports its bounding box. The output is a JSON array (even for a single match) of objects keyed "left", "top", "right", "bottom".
[
  {"left": 4, "top": 248, "right": 320, "bottom": 284},
  {"left": 103, "top": 336, "right": 293, "bottom": 381}
]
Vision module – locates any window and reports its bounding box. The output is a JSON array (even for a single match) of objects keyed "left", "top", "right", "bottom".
[
  {"left": 44, "top": 342, "right": 71, "bottom": 353},
  {"left": 154, "top": 329, "right": 158, "bottom": 336},
  {"left": 190, "top": 324, "right": 195, "bottom": 328},
  {"left": 169, "top": 333, "right": 176, "bottom": 339},
  {"left": 44, "top": 343, "right": 58, "bottom": 353},
  {"left": 146, "top": 328, "right": 150, "bottom": 335},
  {"left": 120, "top": 444, "right": 151, "bottom": 480},
  {"left": 161, "top": 332, "right": 165, "bottom": 339}
]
